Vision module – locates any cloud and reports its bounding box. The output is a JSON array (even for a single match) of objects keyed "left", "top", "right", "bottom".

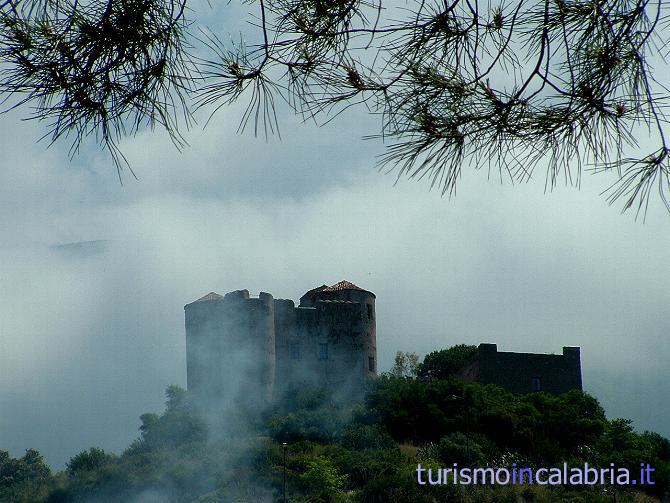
[{"left": 0, "top": 79, "right": 668, "bottom": 470}]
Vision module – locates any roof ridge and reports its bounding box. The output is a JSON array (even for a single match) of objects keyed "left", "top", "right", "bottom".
[
  {"left": 195, "top": 292, "right": 224, "bottom": 302},
  {"left": 323, "top": 280, "right": 367, "bottom": 292}
]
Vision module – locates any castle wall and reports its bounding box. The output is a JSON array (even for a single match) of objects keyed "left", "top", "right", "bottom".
[
  {"left": 468, "top": 343, "right": 582, "bottom": 394},
  {"left": 275, "top": 301, "right": 372, "bottom": 400},
  {"left": 184, "top": 290, "right": 276, "bottom": 413},
  {"left": 246, "top": 292, "right": 276, "bottom": 405},
  {"left": 184, "top": 296, "right": 227, "bottom": 398},
  {"left": 273, "top": 298, "right": 298, "bottom": 399},
  {"left": 317, "top": 301, "right": 364, "bottom": 394},
  {"left": 311, "top": 288, "right": 377, "bottom": 383}
]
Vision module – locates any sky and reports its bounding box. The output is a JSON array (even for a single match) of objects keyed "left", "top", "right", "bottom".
[{"left": 1, "top": 3, "right": 669, "bottom": 470}]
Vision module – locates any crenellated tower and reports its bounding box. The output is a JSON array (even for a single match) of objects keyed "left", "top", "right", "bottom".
[{"left": 185, "top": 281, "right": 377, "bottom": 409}]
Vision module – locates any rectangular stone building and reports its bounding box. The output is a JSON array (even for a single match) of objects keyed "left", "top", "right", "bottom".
[{"left": 457, "top": 343, "right": 583, "bottom": 394}]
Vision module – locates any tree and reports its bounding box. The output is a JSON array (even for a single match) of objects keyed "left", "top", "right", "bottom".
[
  {"left": 1, "top": 0, "right": 670, "bottom": 214},
  {"left": 135, "top": 385, "right": 208, "bottom": 450},
  {"left": 0, "top": 448, "right": 53, "bottom": 501},
  {"left": 0, "top": 448, "right": 51, "bottom": 484},
  {"left": 299, "top": 456, "right": 347, "bottom": 501},
  {"left": 417, "top": 344, "right": 478, "bottom": 380},
  {"left": 66, "top": 447, "right": 114, "bottom": 476},
  {"left": 389, "top": 351, "right": 420, "bottom": 378}
]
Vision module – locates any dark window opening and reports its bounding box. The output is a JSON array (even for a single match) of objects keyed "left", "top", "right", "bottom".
[
  {"left": 367, "top": 304, "right": 373, "bottom": 320},
  {"left": 319, "top": 343, "right": 329, "bottom": 360},
  {"left": 290, "top": 342, "right": 301, "bottom": 360},
  {"left": 531, "top": 377, "right": 542, "bottom": 392},
  {"left": 368, "top": 356, "right": 375, "bottom": 372}
]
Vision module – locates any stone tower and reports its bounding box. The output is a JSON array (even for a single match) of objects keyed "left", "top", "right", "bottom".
[
  {"left": 184, "top": 289, "right": 275, "bottom": 413},
  {"left": 301, "top": 280, "right": 376, "bottom": 391}
]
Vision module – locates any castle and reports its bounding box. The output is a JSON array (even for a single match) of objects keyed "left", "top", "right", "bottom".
[
  {"left": 184, "top": 281, "right": 377, "bottom": 411},
  {"left": 184, "top": 281, "right": 583, "bottom": 412}
]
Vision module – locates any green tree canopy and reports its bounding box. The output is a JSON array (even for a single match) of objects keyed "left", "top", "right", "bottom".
[
  {"left": 135, "top": 385, "right": 207, "bottom": 450},
  {"left": 0, "top": 448, "right": 52, "bottom": 501},
  {"left": 417, "top": 344, "right": 479, "bottom": 380},
  {"left": 66, "top": 447, "right": 115, "bottom": 476},
  {"left": 0, "top": 382, "right": 669, "bottom": 501}
]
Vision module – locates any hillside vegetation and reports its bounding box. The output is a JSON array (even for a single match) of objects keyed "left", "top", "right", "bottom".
[{"left": 2, "top": 347, "right": 669, "bottom": 502}]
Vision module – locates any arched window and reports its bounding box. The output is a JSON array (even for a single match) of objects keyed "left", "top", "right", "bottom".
[{"left": 531, "top": 377, "right": 542, "bottom": 392}]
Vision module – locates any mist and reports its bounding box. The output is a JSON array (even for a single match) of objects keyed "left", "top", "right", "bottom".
[{"left": 0, "top": 67, "right": 669, "bottom": 472}]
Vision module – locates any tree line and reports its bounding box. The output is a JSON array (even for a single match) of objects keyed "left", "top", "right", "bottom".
[{"left": 2, "top": 346, "right": 669, "bottom": 502}]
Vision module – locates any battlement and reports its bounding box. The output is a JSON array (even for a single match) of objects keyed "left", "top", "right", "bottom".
[
  {"left": 184, "top": 282, "right": 581, "bottom": 412},
  {"left": 185, "top": 281, "right": 377, "bottom": 408}
]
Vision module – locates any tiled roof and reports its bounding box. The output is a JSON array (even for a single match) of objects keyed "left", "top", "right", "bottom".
[
  {"left": 323, "top": 280, "right": 373, "bottom": 295},
  {"left": 302, "top": 285, "right": 328, "bottom": 297},
  {"left": 195, "top": 292, "right": 224, "bottom": 302}
]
